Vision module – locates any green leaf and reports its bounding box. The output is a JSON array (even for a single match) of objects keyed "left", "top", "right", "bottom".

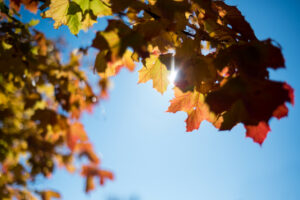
[{"left": 44, "top": 0, "right": 111, "bottom": 34}]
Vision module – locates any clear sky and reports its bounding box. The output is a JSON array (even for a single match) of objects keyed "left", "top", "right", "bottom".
[{"left": 23, "top": 0, "right": 300, "bottom": 199}]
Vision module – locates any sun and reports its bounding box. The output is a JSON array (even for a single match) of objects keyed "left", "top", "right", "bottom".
[{"left": 168, "top": 55, "right": 178, "bottom": 86}]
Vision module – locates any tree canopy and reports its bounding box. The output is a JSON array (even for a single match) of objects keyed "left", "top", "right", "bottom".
[{"left": 0, "top": 0, "right": 294, "bottom": 199}]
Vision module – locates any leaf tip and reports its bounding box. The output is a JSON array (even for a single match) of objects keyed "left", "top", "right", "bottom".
[{"left": 245, "top": 121, "right": 271, "bottom": 145}]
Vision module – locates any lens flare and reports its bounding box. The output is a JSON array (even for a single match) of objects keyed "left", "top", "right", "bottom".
[{"left": 168, "top": 55, "right": 178, "bottom": 86}]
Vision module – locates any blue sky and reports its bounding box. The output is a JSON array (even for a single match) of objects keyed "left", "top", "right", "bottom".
[{"left": 23, "top": 0, "right": 300, "bottom": 199}]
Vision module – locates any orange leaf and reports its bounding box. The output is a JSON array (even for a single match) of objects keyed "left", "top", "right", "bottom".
[
  {"left": 97, "top": 50, "right": 136, "bottom": 78},
  {"left": 67, "top": 122, "right": 88, "bottom": 151},
  {"left": 167, "top": 88, "right": 211, "bottom": 131},
  {"left": 81, "top": 165, "right": 114, "bottom": 192}
]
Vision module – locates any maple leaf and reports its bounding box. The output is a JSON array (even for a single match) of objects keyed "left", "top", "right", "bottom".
[
  {"left": 175, "top": 55, "right": 217, "bottom": 93},
  {"left": 81, "top": 165, "right": 114, "bottom": 192},
  {"left": 94, "top": 49, "right": 135, "bottom": 78},
  {"left": 67, "top": 122, "right": 88, "bottom": 151},
  {"left": 167, "top": 87, "right": 221, "bottom": 131},
  {"left": 206, "top": 77, "right": 294, "bottom": 144},
  {"left": 44, "top": 0, "right": 70, "bottom": 29},
  {"left": 76, "top": 0, "right": 111, "bottom": 30},
  {"left": 138, "top": 54, "right": 169, "bottom": 94},
  {"left": 206, "top": 77, "right": 293, "bottom": 123},
  {"left": 44, "top": 0, "right": 111, "bottom": 34},
  {"left": 107, "top": 50, "right": 136, "bottom": 75}
]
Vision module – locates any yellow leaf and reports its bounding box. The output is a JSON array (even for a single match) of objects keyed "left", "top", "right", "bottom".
[
  {"left": 138, "top": 54, "right": 169, "bottom": 94},
  {"left": 44, "top": 0, "right": 69, "bottom": 29},
  {"left": 98, "top": 50, "right": 135, "bottom": 78},
  {"left": 167, "top": 88, "right": 218, "bottom": 131}
]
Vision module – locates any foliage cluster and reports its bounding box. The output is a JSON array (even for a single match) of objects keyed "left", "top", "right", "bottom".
[{"left": 0, "top": 0, "right": 294, "bottom": 199}]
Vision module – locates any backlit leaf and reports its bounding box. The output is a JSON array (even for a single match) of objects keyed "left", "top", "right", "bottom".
[
  {"left": 138, "top": 54, "right": 169, "bottom": 94},
  {"left": 44, "top": 0, "right": 112, "bottom": 34},
  {"left": 167, "top": 88, "right": 220, "bottom": 131},
  {"left": 245, "top": 121, "right": 271, "bottom": 145}
]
